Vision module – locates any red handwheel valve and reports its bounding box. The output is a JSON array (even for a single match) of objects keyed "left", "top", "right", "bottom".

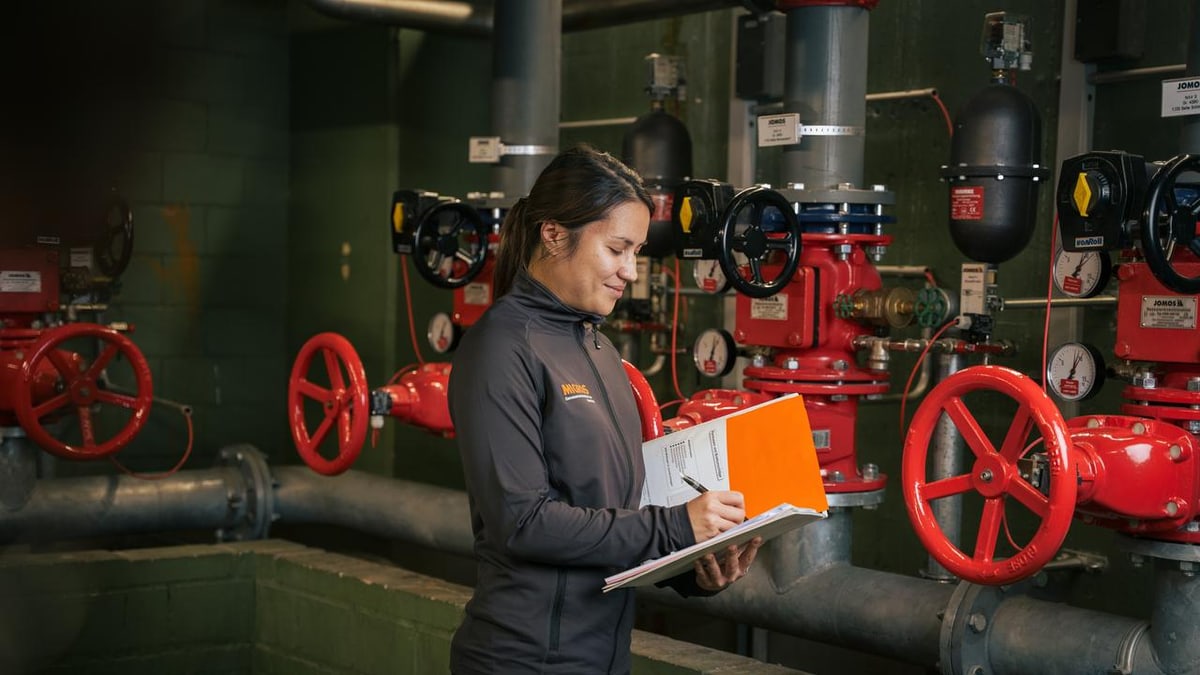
[
  {"left": 14, "top": 323, "right": 153, "bottom": 459},
  {"left": 288, "top": 332, "right": 370, "bottom": 475},
  {"left": 902, "top": 365, "right": 1077, "bottom": 585}
]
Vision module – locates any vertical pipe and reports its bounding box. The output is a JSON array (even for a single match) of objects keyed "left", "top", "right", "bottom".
[
  {"left": 1182, "top": 3, "right": 1200, "bottom": 154},
  {"left": 0, "top": 436, "right": 37, "bottom": 511},
  {"left": 1150, "top": 563, "right": 1200, "bottom": 674},
  {"left": 780, "top": 5, "right": 869, "bottom": 188},
  {"left": 925, "top": 352, "right": 965, "bottom": 581},
  {"left": 767, "top": 508, "right": 853, "bottom": 586},
  {"left": 491, "top": 0, "right": 561, "bottom": 198}
]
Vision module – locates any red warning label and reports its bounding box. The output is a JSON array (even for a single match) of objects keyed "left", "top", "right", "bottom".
[{"left": 950, "top": 186, "right": 984, "bottom": 221}]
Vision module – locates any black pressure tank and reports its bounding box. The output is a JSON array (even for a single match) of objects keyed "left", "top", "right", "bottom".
[
  {"left": 941, "top": 84, "right": 1049, "bottom": 263},
  {"left": 622, "top": 108, "right": 693, "bottom": 258}
]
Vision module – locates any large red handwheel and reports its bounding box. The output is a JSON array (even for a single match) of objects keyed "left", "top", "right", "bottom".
[
  {"left": 622, "top": 360, "right": 663, "bottom": 441},
  {"left": 15, "top": 323, "right": 153, "bottom": 459},
  {"left": 902, "top": 365, "right": 1076, "bottom": 585},
  {"left": 288, "top": 332, "right": 369, "bottom": 475}
]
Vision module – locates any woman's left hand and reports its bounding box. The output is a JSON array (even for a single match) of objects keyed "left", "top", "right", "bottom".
[{"left": 694, "top": 537, "right": 763, "bottom": 591}]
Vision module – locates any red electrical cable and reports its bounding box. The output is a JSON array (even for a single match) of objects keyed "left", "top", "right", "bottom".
[
  {"left": 899, "top": 319, "right": 957, "bottom": 433},
  {"left": 401, "top": 260, "right": 426, "bottom": 365},
  {"left": 930, "top": 91, "right": 954, "bottom": 139},
  {"left": 108, "top": 406, "right": 194, "bottom": 480},
  {"left": 669, "top": 258, "right": 686, "bottom": 402},
  {"left": 1041, "top": 215, "right": 1059, "bottom": 393}
]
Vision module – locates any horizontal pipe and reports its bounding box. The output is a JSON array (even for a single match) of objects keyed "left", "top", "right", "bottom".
[
  {"left": 1088, "top": 64, "right": 1185, "bottom": 85},
  {"left": 272, "top": 466, "right": 475, "bottom": 556},
  {"left": 641, "top": 560, "right": 954, "bottom": 667},
  {"left": 865, "top": 87, "right": 937, "bottom": 102},
  {"left": 0, "top": 468, "right": 243, "bottom": 543},
  {"left": 1000, "top": 295, "right": 1117, "bottom": 309},
  {"left": 558, "top": 116, "right": 639, "bottom": 129},
  {"left": 304, "top": 0, "right": 741, "bottom": 35}
]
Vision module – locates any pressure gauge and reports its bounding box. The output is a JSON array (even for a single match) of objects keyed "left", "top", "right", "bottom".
[
  {"left": 1046, "top": 342, "right": 1105, "bottom": 402},
  {"left": 693, "top": 328, "right": 737, "bottom": 377},
  {"left": 427, "top": 312, "right": 461, "bottom": 354},
  {"left": 692, "top": 259, "right": 730, "bottom": 294},
  {"left": 1052, "top": 249, "right": 1112, "bottom": 298}
]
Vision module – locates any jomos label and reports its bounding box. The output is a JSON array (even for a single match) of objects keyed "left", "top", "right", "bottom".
[{"left": 950, "top": 186, "right": 984, "bottom": 220}]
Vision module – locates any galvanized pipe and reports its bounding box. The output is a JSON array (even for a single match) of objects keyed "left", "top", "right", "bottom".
[
  {"left": 0, "top": 468, "right": 245, "bottom": 543},
  {"left": 641, "top": 561, "right": 954, "bottom": 667},
  {"left": 781, "top": 5, "right": 869, "bottom": 188},
  {"left": 924, "top": 352, "right": 964, "bottom": 582},
  {"left": 490, "top": 0, "right": 560, "bottom": 198},
  {"left": 1150, "top": 565, "right": 1200, "bottom": 674},
  {"left": 272, "top": 466, "right": 475, "bottom": 556},
  {"left": 985, "top": 595, "right": 1162, "bottom": 675},
  {"left": 304, "top": 0, "right": 740, "bottom": 35}
]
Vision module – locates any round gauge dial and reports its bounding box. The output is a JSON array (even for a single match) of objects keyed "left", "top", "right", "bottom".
[
  {"left": 1046, "top": 342, "right": 1105, "bottom": 402},
  {"left": 1052, "top": 249, "right": 1112, "bottom": 298},
  {"left": 692, "top": 328, "right": 737, "bottom": 377},
  {"left": 427, "top": 312, "right": 461, "bottom": 354},
  {"left": 692, "top": 259, "right": 731, "bottom": 295}
]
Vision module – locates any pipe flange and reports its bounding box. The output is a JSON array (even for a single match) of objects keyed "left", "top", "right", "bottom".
[
  {"left": 826, "top": 487, "right": 886, "bottom": 509},
  {"left": 215, "top": 444, "right": 276, "bottom": 542},
  {"left": 938, "top": 580, "right": 1029, "bottom": 675},
  {"left": 777, "top": 186, "right": 896, "bottom": 206},
  {"left": 1118, "top": 533, "right": 1200, "bottom": 563}
]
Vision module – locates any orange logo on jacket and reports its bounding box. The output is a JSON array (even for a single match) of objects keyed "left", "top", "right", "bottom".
[{"left": 561, "top": 383, "right": 594, "bottom": 402}]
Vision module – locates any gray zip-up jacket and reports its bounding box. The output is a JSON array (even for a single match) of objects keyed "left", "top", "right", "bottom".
[{"left": 448, "top": 273, "right": 701, "bottom": 674}]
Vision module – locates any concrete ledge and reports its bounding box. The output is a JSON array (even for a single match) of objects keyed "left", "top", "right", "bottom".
[{"left": 0, "top": 540, "right": 810, "bottom": 674}]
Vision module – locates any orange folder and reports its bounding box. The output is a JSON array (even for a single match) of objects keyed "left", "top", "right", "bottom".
[{"left": 724, "top": 394, "right": 828, "bottom": 518}]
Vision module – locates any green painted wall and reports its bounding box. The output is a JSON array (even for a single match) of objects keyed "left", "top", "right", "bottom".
[
  {"left": 2, "top": 0, "right": 292, "bottom": 474},
  {"left": 0, "top": 540, "right": 808, "bottom": 674}
]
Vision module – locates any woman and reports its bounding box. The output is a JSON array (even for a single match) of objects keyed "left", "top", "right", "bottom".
[{"left": 448, "top": 145, "right": 761, "bottom": 674}]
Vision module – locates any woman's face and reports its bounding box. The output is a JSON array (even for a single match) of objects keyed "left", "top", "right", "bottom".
[{"left": 532, "top": 200, "right": 650, "bottom": 316}]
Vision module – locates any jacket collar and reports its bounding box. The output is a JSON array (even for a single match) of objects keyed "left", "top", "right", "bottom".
[{"left": 512, "top": 271, "right": 606, "bottom": 326}]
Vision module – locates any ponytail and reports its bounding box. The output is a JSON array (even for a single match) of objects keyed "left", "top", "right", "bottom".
[{"left": 492, "top": 145, "right": 652, "bottom": 299}]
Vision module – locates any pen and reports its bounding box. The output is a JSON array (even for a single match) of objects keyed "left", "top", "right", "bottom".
[{"left": 679, "top": 472, "right": 709, "bottom": 494}]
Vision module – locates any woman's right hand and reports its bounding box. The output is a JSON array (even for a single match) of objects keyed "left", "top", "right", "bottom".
[{"left": 686, "top": 490, "right": 746, "bottom": 542}]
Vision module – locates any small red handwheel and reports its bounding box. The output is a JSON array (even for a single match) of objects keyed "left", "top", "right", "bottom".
[
  {"left": 622, "top": 360, "right": 663, "bottom": 441},
  {"left": 15, "top": 323, "right": 153, "bottom": 459},
  {"left": 288, "top": 332, "right": 369, "bottom": 475},
  {"left": 902, "top": 365, "right": 1076, "bottom": 585}
]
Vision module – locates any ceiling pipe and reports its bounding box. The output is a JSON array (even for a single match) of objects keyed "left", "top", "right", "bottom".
[{"left": 304, "top": 0, "right": 745, "bottom": 36}]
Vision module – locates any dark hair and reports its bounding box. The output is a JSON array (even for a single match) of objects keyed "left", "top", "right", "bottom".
[{"left": 493, "top": 144, "right": 653, "bottom": 297}]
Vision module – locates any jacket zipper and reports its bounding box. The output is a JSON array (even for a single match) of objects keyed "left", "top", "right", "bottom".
[
  {"left": 579, "top": 322, "right": 636, "bottom": 507},
  {"left": 548, "top": 568, "right": 566, "bottom": 654}
]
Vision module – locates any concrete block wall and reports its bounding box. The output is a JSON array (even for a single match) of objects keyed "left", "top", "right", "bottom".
[
  {"left": 0, "top": 540, "right": 808, "bottom": 675},
  {"left": 4, "top": 0, "right": 292, "bottom": 475}
]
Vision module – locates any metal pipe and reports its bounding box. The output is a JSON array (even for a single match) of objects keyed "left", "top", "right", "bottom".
[
  {"left": 304, "top": 0, "right": 741, "bottom": 35},
  {"left": 559, "top": 116, "right": 639, "bottom": 129},
  {"left": 865, "top": 87, "right": 937, "bottom": 102},
  {"left": 0, "top": 468, "right": 245, "bottom": 543},
  {"left": 1150, "top": 565, "right": 1200, "bottom": 674},
  {"left": 641, "top": 562, "right": 954, "bottom": 667},
  {"left": 272, "top": 467, "right": 474, "bottom": 556},
  {"left": 1000, "top": 295, "right": 1117, "bottom": 309},
  {"left": 986, "top": 596, "right": 1162, "bottom": 675},
  {"left": 1088, "top": 64, "right": 1186, "bottom": 86},
  {"left": 490, "top": 1, "right": 560, "bottom": 197},
  {"left": 924, "top": 352, "right": 964, "bottom": 582},
  {"left": 781, "top": 5, "right": 869, "bottom": 187},
  {"left": 876, "top": 264, "right": 934, "bottom": 278}
]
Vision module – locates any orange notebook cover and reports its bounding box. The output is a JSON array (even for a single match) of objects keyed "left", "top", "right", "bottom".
[{"left": 725, "top": 394, "right": 827, "bottom": 517}]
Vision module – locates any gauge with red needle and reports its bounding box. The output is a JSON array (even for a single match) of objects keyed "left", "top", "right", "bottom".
[
  {"left": 692, "top": 328, "right": 736, "bottom": 377},
  {"left": 1046, "top": 342, "right": 1105, "bottom": 401},
  {"left": 1052, "top": 249, "right": 1112, "bottom": 298},
  {"left": 427, "top": 312, "right": 461, "bottom": 354},
  {"left": 692, "top": 259, "right": 731, "bottom": 295}
]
